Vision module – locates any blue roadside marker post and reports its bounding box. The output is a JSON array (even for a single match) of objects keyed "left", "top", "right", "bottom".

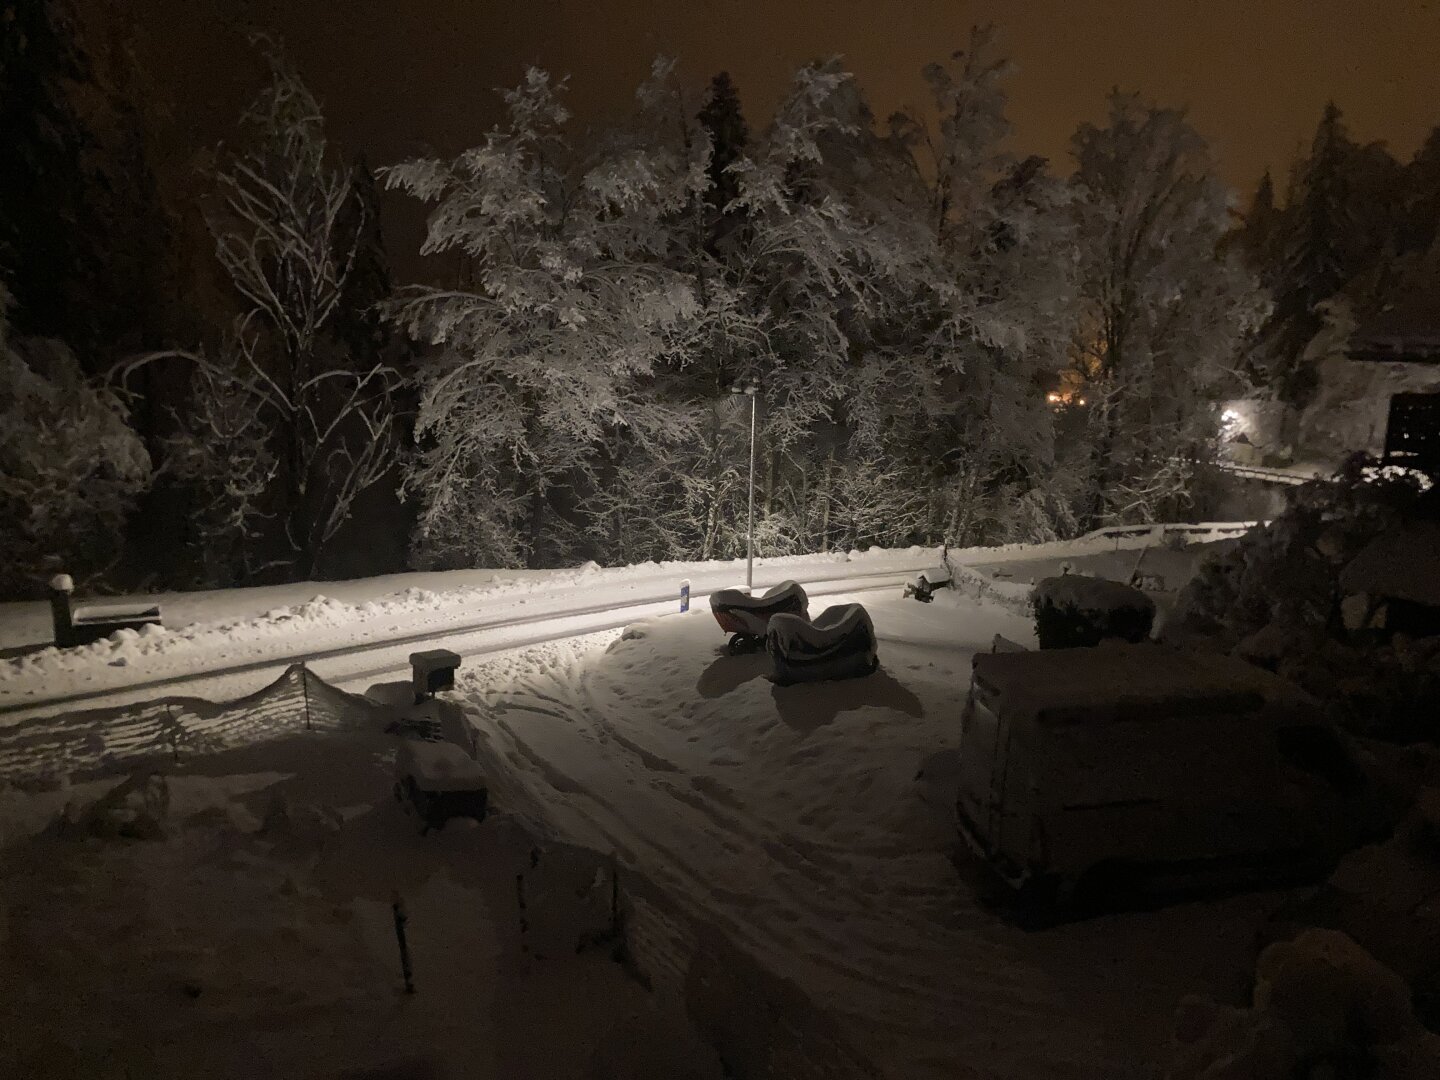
[{"left": 680, "top": 579, "right": 691, "bottom": 613}]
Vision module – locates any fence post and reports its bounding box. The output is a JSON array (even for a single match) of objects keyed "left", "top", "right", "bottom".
[
  {"left": 391, "top": 892, "right": 415, "bottom": 994},
  {"left": 300, "top": 664, "right": 311, "bottom": 731},
  {"left": 164, "top": 704, "right": 181, "bottom": 763}
]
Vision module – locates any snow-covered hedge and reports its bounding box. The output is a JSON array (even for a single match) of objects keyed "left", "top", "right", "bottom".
[{"left": 1032, "top": 574, "right": 1156, "bottom": 648}]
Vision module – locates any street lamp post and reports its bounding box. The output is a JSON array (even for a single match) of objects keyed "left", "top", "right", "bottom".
[{"left": 731, "top": 378, "right": 760, "bottom": 591}]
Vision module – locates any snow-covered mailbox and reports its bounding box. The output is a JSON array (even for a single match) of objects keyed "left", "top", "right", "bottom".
[
  {"left": 1031, "top": 574, "right": 1155, "bottom": 649},
  {"left": 956, "top": 645, "right": 1368, "bottom": 909},
  {"left": 409, "top": 648, "right": 461, "bottom": 704},
  {"left": 766, "top": 603, "right": 879, "bottom": 685},
  {"left": 1338, "top": 522, "right": 1440, "bottom": 639},
  {"left": 48, "top": 573, "right": 162, "bottom": 649}
]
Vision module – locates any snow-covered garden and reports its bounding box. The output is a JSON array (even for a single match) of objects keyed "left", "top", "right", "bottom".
[{"left": 0, "top": 535, "right": 1363, "bottom": 1080}]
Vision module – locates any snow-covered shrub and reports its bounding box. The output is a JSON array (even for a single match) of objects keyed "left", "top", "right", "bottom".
[
  {"left": 0, "top": 296, "right": 152, "bottom": 598},
  {"left": 1032, "top": 574, "right": 1156, "bottom": 648},
  {"left": 1168, "top": 457, "right": 1440, "bottom": 741},
  {"left": 1168, "top": 930, "right": 1440, "bottom": 1080}
]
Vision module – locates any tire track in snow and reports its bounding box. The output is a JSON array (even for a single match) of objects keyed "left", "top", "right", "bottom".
[{"left": 463, "top": 633, "right": 1147, "bottom": 1080}]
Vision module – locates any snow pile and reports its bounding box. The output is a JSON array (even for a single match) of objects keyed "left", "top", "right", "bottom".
[
  {"left": 56, "top": 768, "right": 172, "bottom": 841},
  {"left": 397, "top": 740, "right": 486, "bottom": 791},
  {"left": 1169, "top": 930, "right": 1440, "bottom": 1079},
  {"left": 942, "top": 562, "right": 1034, "bottom": 616}
]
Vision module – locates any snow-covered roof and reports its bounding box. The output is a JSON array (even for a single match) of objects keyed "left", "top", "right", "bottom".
[
  {"left": 1339, "top": 522, "right": 1440, "bottom": 607},
  {"left": 971, "top": 645, "right": 1307, "bottom": 724}
]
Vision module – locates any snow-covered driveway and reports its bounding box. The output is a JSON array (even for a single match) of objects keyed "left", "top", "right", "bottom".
[{"left": 463, "top": 593, "right": 1284, "bottom": 1079}]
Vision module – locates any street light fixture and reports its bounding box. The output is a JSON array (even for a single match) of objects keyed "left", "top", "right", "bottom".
[{"left": 730, "top": 377, "right": 761, "bottom": 591}]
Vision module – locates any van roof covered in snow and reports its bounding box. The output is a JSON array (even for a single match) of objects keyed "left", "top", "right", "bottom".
[{"left": 970, "top": 645, "right": 1308, "bottom": 725}]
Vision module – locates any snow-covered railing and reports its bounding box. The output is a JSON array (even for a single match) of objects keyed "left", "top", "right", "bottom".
[
  {"left": 947, "top": 520, "right": 1260, "bottom": 567},
  {"left": 1213, "top": 461, "right": 1319, "bottom": 486}
]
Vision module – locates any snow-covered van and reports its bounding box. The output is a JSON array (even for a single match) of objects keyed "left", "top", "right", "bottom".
[{"left": 957, "top": 645, "right": 1368, "bottom": 908}]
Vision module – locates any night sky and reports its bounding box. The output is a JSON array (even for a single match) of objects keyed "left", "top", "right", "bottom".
[{"left": 135, "top": 0, "right": 1440, "bottom": 197}]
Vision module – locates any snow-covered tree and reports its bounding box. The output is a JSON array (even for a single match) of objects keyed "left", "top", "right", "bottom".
[
  {"left": 874, "top": 27, "right": 1081, "bottom": 545},
  {"left": 1068, "top": 92, "right": 1268, "bottom": 527},
  {"left": 204, "top": 42, "right": 399, "bottom": 576},
  {"left": 384, "top": 61, "right": 707, "bottom": 568},
  {"left": 140, "top": 330, "right": 279, "bottom": 586},
  {"left": 0, "top": 288, "right": 152, "bottom": 597}
]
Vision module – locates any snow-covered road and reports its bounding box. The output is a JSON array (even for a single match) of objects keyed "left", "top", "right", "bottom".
[
  {"left": 461, "top": 593, "right": 1284, "bottom": 1079},
  {"left": 0, "top": 525, "right": 1249, "bottom": 722},
  {"left": 0, "top": 550, "right": 939, "bottom": 721}
]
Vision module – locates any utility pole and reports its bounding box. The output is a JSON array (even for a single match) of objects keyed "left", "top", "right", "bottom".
[{"left": 731, "top": 378, "right": 761, "bottom": 591}]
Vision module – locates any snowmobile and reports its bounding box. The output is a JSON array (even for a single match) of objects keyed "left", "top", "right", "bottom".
[
  {"left": 766, "top": 603, "right": 879, "bottom": 685},
  {"left": 709, "top": 579, "right": 810, "bottom": 655}
]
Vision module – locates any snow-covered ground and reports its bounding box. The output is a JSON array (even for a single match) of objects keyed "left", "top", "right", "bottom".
[
  {"left": 0, "top": 532, "right": 1282, "bottom": 1078},
  {"left": 0, "top": 530, "right": 1244, "bottom": 722},
  {"left": 457, "top": 589, "right": 1290, "bottom": 1079},
  {"left": 0, "top": 709, "right": 720, "bottom": 1080},
  {"left": 0, "top": 549, "right": 938, "bottom": 720}
]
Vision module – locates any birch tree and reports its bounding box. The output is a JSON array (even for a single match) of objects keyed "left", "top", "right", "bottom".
[{"left": 206, "top": 42, "right": 399, "bottom": 575}]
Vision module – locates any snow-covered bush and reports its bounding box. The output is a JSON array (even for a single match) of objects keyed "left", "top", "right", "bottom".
[
  {"left": 1168, "top": 457, "right": 1440, "bottom": 740},
  {"left": 0, "top": 293, "right": 152, "bottom": 598},
  {"left": 1168, "top": 930, "right": 1440, "bottom": 1080},
  {"left": 1032, "top": 574, "right": 1156, "bottom": 648}
]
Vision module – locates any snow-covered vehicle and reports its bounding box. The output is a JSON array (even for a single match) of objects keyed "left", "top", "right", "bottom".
[
  {"left": 393, "top": 739, "right": 489, "bottom": 835},
  {"left": 709, "top": 579, "right": 809, "bottom": 655},
  {"left": 766, "top": 603, "right": 879, "bottom": 685},
  {"left": 957, "top": 645, "right": 1370, "bottom": 913}
]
